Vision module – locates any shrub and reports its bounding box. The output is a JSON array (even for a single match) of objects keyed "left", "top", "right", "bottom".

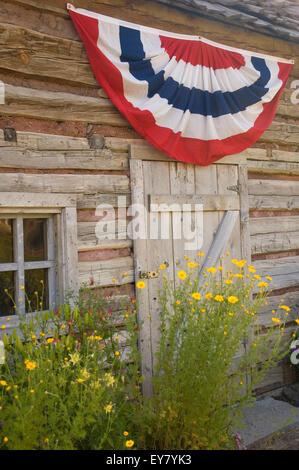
[
  {"left": 0, "top": 289, "right": 141, "bottom": 450},
  {"left": 0, "top": 255, "right": 294, "bottom": 450},
  {"left": 137, "top": 256, "right": 293, "bottom": 450}
]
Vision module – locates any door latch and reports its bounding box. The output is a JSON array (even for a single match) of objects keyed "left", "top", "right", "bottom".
[
  {"left": 227, "top": 183, "right": 240, "bottom": 193},
  {"left": 139, "top": 271, "right": 159, "bottom": 279}
]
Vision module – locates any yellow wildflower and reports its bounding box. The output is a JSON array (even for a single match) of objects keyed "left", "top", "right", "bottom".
[
  {"left": 0, "top": 380, "right": 7, "bottom": 386},
  {"left": 187, "top": 262, "right": 196, "bottom": 269},
  {"left": 254, "top": 274, "right": 261, "bottom": 280},
  {"left": 126, "top": 440, "right": 134, "bottom": 448},
  {"left": 46, "top": 338, "right": 54, "bottom": 344},
  {"left": 3, "top": 437, "right": 8, "bottom": 443},
  {"left": 24, "top": 360, "right": 37, "bottom": 371},
  {"left": 177, "top": 270, "right": 187, "bottom": 280},
  {"left": 295, "top": 320, "right": 299, "bottom": 325},
  {"left": 228, "top": 296, "right": 239, "bottom": 304},
  {"left": 69, "top": 352, "right": 80, "bottom": 365},
  {"left": 105, "top": 402, "right": 113, "bottom": 414},
  {"left": 279, "top": 305, "right": 290, "bottom": 312},
  {"left": 104, "top": 373, "right": 115, "bottom": 387},
  {"left": 159, "top": 264, "right": 166, "bottom": 270},
  {"left": 123, "top": 431, "right": 129, "bottom": 437},
  {"left": 115, "top": 351, "right": 120, "bottom": 356},
  {"left": 225, "top": 280, "right": 233, "bottom": 285},
  {"left": 205, "top": 293, "right": 212, "bottom": 300},
  {"left": 248, "top": 265, "right": 256, "bottom": 273},
  {"left": 272, "top": 317, "right": 280, "bottom": 323},
  {"left": 266, "top": 276, "right": 272, "bottom": 281},
  {"left": 258, "top": 282, "right": 268, "bottom": 288},
  {"left": 136, "top": 281, "right": 146, "bottom": 289},
  {"left": 191, "top": 292, "right": 201, "bottom": 301},
  {"left": 207, "top": 267, "right": 217, "bottom": 274},
  {"left": 214, "top": 295, "right": 224, "bottom": 302},
  {"left": 176, "top": 300, "right": 181, "bottom": 305}
]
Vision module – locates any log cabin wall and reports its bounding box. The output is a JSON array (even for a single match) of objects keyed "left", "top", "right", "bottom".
[{"left": 0, "top": 0, "right": 298, "bottom": 394}]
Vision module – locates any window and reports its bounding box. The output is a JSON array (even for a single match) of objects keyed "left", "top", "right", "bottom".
[
  {"left": 0, "top": 216, "right": 55, "bottom": 316},
  {"left": 0, "top": 193, "right": 78, "bottom": 327}
]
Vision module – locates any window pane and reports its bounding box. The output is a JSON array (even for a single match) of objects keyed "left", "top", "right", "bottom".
[
  {"left": 0, "top": 271, "right": 15, "bottom": 317},
  {"left": 0, "top": 219, "right": 13, "bottom": 263},
  {"left": 24, "top": 218, "right": 47, "bottom": 262},
  {"left": 25, "top": 269, "right": 49, "bottom": 312}
]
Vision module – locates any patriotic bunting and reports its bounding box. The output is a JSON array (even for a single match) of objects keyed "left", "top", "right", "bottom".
[{"left": 68, "top": 4, "right": 293, "bottom": 166}]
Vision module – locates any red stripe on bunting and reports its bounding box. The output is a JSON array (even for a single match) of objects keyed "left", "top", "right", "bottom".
[
  {"left": 159, "top": 36, "right": 245, "bottom": 69},
  {"left": 69, "top": 9, "right": 293, "bottom": 166}
]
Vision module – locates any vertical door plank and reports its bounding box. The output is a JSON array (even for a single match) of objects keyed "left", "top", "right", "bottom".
[
  {"left": 170, "top": 162, "right": 195, "bottom": 287},
  {"left": 129, "top": 159, "right": 152, "bottom": 396},
  {"left": 146, "top": 161, "right": 174, "bottom": 376}
]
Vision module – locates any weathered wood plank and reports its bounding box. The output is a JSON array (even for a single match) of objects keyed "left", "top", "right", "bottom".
[
  {"left": 0, "top": 131, "right": 90, "bottom": 150},
  {"left": 251, "top": 232, "right": 299, "bottom": 255},
  {"left": 247, "top": 150, "right": 299, "bottom": 164},
  {"left": 79, "top": 256, "right": 134, "bottom": 288},
  {"left": 248, "top": 160, "right": 299, "bottom": 176},
  {"left": 249, "top": 179, "right": 299, "bottom": 197},
  {"left": 0, "top": 147, "right": 129, "bottom": 170},
  {"left": 77, "top": 220, "right": 128, "bottom": 250},
  {"left": 130, "top": 141, "right": 247, "bottom": 164},
  {"left": 77, "top": 194, "right": 131, "bottom": 210},
  {"left": 150, "top": 194, "right": 240, "bottom": 211},
  {"left": 0, "top": 173, "right": 130, "bottom": 194},
  {"left": 62, "top": 206, "right": 79, "bottom": 296},
  {"left": 0, "top": 22, "right": 96, "bottom": 85},
  {"left": 1, "top": 84, "right": 127, "bottom": 126},
  {"left": 257, "top": 290, "right": 299, "bottom": 327},
  {"left": 249, "top": 195, "right": 299, "bottom": 211},
  {"left": 129, "top": 158, "right": 153, "bottom": 397},
  {"left": 259, "top": 121, "right": 299, "bottom": 146},
  {"left": 238, "top": 164, "right": 251, "bottom": 263},
  {"left": 199, "top": 210, "right": 239, "bottom": 279},
  {"left": 0, "top": 192, "right": 76, "bottom": 207},
  {"left": 250, "top": 217, "right": 299, "bottom": 236}
]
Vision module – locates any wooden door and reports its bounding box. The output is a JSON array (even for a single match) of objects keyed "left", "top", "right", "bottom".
[{"left": 130, "top": 142, "right": 250, "bottom": 396}]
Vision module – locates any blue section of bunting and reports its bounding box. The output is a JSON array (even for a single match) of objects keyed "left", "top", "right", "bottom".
[{"left": 119, "top": 25, "right": 270, "bottom": 117}]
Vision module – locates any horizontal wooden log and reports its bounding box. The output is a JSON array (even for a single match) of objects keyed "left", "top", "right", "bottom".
[
  {"left": 257, "top": 291, "right": 299, "bottom": 328},
  {"left": 79, "top": 256, "right": 134, "bottom": 288},
  {"left": 130, "top": 141, "right": 247, "bottom": 164},
  {"left": 0, "top": 173, "right": 130, "bottom": 194},
  {"left": 257, "top": 121, "right": 299, "bottom": 146},
  {"left": 0, "top": 191, "right": 76, "bottom": 207},
  {"left": 249, "top": 179, "right": 299, "bottom": 197},
  {"left": 105, "top": 137, "right": 136, "bottom": 153},
  {"left": 78, "top": 240, "right": 132, "bottom": 252},
  {"left": 248, "top": 160, "right": 299, "bottom": 176},
  {"left": 247, "top": 150, "right": 299, "bottom": 164},
  {"left": 0, "top": 131, "right": 90, "bottom": 150},
  {"left": 0, "top": 147, "right": 129, "bottom": 170},
  {"left": 150, "top": 194, "right": 240, "bottom": 211},
  {"left": 78, "top": 220, "right": 129, "bottom": 250},
  {"left": 1, "top": 84, "right": 127, "bottom": 126},
  {"left": 250, "top": 217, "right": 299, "bottom": 236},
  {"left": 251, "top": 232, "right": 299, "bottom": 255},
  {"left": 249, "top": 195, "right": 299, "bottom": 211},
  {"left": 77, "top": 194, "right": 131, "bottom": 210},
  {"left": 0, "top": 22, "right": 96, "bottom": 85}
]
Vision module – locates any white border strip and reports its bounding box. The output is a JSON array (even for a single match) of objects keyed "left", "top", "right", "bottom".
[{"left": 67, "top": 3, "right": 294, "bottom": 64}]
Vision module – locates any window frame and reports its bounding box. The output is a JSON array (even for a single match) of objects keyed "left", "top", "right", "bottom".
[{"left": 0, "top": 192, "right": 78, "bottom": 328}]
